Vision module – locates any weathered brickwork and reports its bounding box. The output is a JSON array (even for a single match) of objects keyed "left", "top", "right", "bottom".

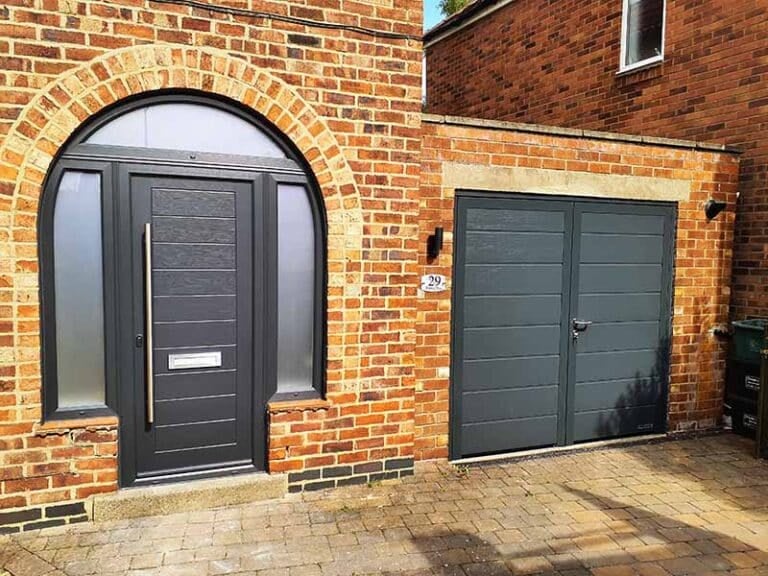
[
  {"left": 425, "top": 0, "right": 768, "bottom": 320},
  {"left": 415, "top": 116, "right": 740, "bottom": 460},
  {"left": 0, "top": 0, "right": 421, "bottom": 528}
]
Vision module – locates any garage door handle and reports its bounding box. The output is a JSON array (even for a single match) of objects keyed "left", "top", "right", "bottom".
[
  {"left": 144, "top": 222, "right": 155, "bottom": 426},
  {"left": 572, "top": 319, "right": 592, "bottom": 339}
]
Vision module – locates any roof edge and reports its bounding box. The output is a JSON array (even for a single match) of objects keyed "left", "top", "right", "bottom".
[
  {"left": 424, "top": 0, "right": 513, "bottom": 46},
  {"left": 421, "top": 114, "right": 743, "bottom": 154}
]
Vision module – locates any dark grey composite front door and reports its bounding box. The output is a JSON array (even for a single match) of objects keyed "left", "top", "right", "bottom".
[
  {"left": 119, "top": 165, "right": 264, "bottom": 484},
  {"left": 452, "top": 194, "right": 674, "bottom": 459}
]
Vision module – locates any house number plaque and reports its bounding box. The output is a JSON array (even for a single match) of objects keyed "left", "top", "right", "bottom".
[{"left": 421, "top": 274, "right": 447, "bottom": 293}]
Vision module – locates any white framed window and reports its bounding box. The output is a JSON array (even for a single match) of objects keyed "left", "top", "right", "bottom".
[{"left": 620, "top": 0, "right": 666, "bottom": 72}]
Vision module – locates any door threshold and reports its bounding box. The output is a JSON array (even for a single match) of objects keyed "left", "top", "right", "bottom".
[
  {"left": 451, "top": 434, "right": 668, "bottom": 466},
  {"left": 92, "top": 470, "right": 287, "bottom": 522}
]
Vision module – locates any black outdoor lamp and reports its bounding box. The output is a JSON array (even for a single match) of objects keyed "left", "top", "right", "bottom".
[
  {"left": 427, "top": 227, "right": 444, "bottom": 259},
  {"left": 705, "top": 199, "right": 727, "bottom": 220}
]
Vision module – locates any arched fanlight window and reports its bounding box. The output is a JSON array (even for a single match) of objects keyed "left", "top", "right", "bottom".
[{"left": 40, "top": 95, "right": 325, "bottom": 421}]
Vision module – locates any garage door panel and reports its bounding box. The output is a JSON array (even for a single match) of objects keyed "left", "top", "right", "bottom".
[
  {"left": 466, "top": 209, "right": 565, "bottom": 232},
  {"left": 466, "top": 265, "right": 563, "bottom": 295},
  {"left": 461, "top": 417, "right": 558, "bottom": 455},
  {"left": 581, "top": 213, "right": 665, "bottom": 235},
  {"left": 576, "top": 321, "right": 660, "bottom": 353},
  {"left": 463, "top": 326, "right": 561, "bottom": 359},
  {"left": 575, "top": 349, "right": 659, "bottom": 383},
  {"left": 453, "top": 197, "right": 672, "bottom": 458},
  {"left": 580, "top": 234, "right": 664, "bottom": 264},
  {"left": 465, "top": 232, "right": 563, "bottom": 263},
  {"left": 579, "top": 264, "right": 662, "bottom": 293},
  {"left": 462, "top": 356, "right": 559, "bottom": 391},
  {"left": 579, "top": 294, "right": 660, "bottom": 323},
  {"left": 464, "top": 295, "right": 562, "bottom": 327},
  {"left": 462, "top": 386, "right": 558, "bottom": 423},
  {"left": 574, "top": 378, "right": 661, "bottom": 412},
  {"left": 573, "top": 405, "right": 659, "bottom": 442}
]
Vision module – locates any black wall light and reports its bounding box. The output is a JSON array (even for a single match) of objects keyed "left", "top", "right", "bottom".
[
  {"left": 705, "top": 199, "right": 727, "bottom": 220},
  {"left": 427, "top": 227, "right": 444, "bottom": 260}
]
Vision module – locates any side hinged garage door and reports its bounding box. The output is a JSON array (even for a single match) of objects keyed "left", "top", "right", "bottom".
[{"left": 451, "top": 194, "right": 675, "bottom": 459}]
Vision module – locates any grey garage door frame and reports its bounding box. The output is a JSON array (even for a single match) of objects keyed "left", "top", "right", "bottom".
[{"left": 450, "top": 192, "right": 676, "bottom": 460}]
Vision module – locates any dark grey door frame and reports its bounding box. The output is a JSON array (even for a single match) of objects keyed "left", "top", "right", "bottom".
[
  {"left": 116, "top": 162, "right": 268, "bottom": 487},
  {"left": 450, "top": 191, "right": 676, "bottom": 460}
]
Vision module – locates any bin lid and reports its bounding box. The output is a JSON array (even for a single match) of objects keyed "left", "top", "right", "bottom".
[{"left": 732, "top": 318, "right": 768, "bottom": 331}]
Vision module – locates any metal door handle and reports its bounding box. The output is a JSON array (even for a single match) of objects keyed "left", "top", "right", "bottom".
[
  {"left": 572, "top": 319, "right": 592, "bottom": 340},
  {"left": 144, "top": 222, "right": 154, "bottom": 425}
]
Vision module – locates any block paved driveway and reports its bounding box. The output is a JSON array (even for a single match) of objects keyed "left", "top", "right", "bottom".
[{"left": 3, "top": 434, "right": 768, "bottom": 576}]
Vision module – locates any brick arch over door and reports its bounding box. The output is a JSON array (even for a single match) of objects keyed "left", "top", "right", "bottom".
[{"left": 0, "top": 44, "right": 364, "bottom": 415}]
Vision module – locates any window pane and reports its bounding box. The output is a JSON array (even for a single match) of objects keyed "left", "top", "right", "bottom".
[
  {"left": 277, "top": 184, "right": 316, "bottom": 394},
  {"left": 85, "top": 103, "right": 287, "bottom": 158},
  {"left": 53, "top": 171, "right": 106, "bottom": 409},
  {"left": 625, "top": 0, "right": 664, "bottom": 66}
]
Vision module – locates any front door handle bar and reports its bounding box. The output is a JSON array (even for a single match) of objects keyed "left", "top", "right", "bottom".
[{"left": 144, "top": 222, "right": 154, "bottom": 426}]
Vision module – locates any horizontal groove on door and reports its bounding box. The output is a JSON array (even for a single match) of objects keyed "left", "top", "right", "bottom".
[
  {"left": 465, "top": 265, "right": 563, "bottom": 295},
  {"left": 154, "top": 369, "right": 237, "bottom": 402},
  {"left": 580, "top": 234, "right": 664, "bottom": 264},
  {"left": 152, "top": 216, "right": 235, "bottom": 244},
  {"left": 575, "top": 321, "right": 660, "bottom": 353},
  {"left": 464, "top": 295, "right": 561, "bottom": 327},
  {"left": 580, "top": 212, "right": 664, "bottom": 235},
  {"left": 579, "top": 265, "right": 661, "bottom": 293},
  {"left": 153, "top": 270, "right": 236, "bottom": 296},
  {"left": 461, "top": 417, "right": 557, "bottom": 456},
  {"left": 466, "top": 209, "right": 565, "bottom": 232},
  {"left": 152, "top": 188, "right": 235, "bottom": 217},
  {"left": 153, "top": 320, "right": 236, "bottom": 348},
  {"left": 155, "top": 419, "right": 237, "bottom": 452},
  {"left": 465, "top": 232, "right": 564, "bottom": 263},
  {"left": 154, "top": 395, "right": 236, "bottom": 425},
  {"left": 463, "top": 325, "right": 561, "bottom": 359},
  {"left": 578, "top": 294, "right": 660, "bottom": 322},
  {"left": 462, "top": 356, "right": 559, "bottom": 391},
  {"left": 462, "top": 386, "right": 558, "bottom": 423},
  {"left": 154, "top": 244, "right": 235, "bottom": 269},
  {"left": 153, "top": 295, "right": 236, "bottom": 322},
  {"left": 574, "top": 378, "right": 660, "bottom": 412},
  {"left": 575, "top": 349, "right": 659, "bottom": 383}
]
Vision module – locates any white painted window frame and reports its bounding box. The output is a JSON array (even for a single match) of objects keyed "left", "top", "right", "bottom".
[{"left": 619, "top": 0, "right": 666, "bottom": 73}]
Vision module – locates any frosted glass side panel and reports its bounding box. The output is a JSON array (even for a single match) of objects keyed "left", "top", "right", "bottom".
[
  {"left": 85, "top": 103, "right": 287, "bottom": 158},
  {"left": 277, "top": 184, "right": 316, "bottom": 393},
  {"left": 53, "top": 172, "right": 106, "bottom": 409}
]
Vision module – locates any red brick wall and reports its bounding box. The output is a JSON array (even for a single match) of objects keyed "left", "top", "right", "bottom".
[
  {"left": 0, "top": 0, "right": 422, "bottom": 527},
  {"left": 425, "top": 0, "right": 768, "bottom": 319},
  {"left": 415, "top": 116, "right": 739, "bottom": 461}
]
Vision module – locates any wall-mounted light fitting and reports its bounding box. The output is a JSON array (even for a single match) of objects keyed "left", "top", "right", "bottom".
[
  {"left": 427, "top": 227, "right": 444, "bottom": 260},
  {"left": 704, "top": 199, "right": 727, "bottom": 220}
]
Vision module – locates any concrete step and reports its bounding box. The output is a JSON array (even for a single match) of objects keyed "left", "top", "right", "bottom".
[{"left": 91, "top": 472, "right": 287, "bottom": 521}]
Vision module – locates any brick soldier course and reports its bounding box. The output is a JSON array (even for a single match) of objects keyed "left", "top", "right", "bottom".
[
  {"left": 0, "top": 0, "right": 744, "bottom": 533},
  {"left": 425, "top": 0, "right": 768, "bottom": 321}
]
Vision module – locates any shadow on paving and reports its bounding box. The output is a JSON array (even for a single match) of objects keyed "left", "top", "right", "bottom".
[{"left": 392, "top": 484, "right": 768, "bottom": 575}]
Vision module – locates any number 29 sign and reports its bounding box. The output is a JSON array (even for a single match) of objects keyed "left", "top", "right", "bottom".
[{"left": 421, "top": 274, "right": 447, "bottom": 293}]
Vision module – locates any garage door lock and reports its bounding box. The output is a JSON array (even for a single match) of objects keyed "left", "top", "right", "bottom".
[{"left": 572, "top": 319, "right": 592, "bottom": 340}]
